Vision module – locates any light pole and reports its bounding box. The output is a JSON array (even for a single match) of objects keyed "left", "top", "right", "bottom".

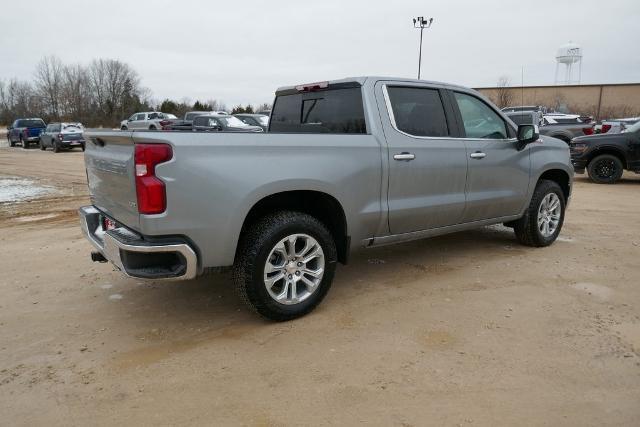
[{"left": 413, "top": 16, "right": 433, "bottom": 80}]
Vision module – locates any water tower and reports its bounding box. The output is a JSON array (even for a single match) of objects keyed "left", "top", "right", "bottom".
[{"left": 555, "top": 42, "right": 582, "bottom": 85}]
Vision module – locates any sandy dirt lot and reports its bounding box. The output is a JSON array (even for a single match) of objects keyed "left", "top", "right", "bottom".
[{"left": 1, "top": 146, "right": 639, "bottom": 426}]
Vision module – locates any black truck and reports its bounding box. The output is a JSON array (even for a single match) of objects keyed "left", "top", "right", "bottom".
[{"left": 570, "top": 120, "right": 640, "bottom": 183}]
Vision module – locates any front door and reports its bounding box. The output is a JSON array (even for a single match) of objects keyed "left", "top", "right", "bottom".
[
  {"left": 377, "top": 82, "right": 468, "bottom": 234},
  {"left": 449, "top": 91, "right": 531, "bottom": 222}
]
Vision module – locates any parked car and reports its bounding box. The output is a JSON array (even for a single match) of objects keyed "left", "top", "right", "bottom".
[
  {"left": 192, "top": 114, "right": 264, "bottom": 132},
  {"left": 39, "top": 122, "right": 85, "bottom": 152},
  {"left": 570, "top": 120, "right": 640, "bottom": 183},
  {"left": 597, "top": 117, "right": 640, "bottom": 134},
  {"left": 540, "top": 114, "right": 594, "bottom": 143},
  {"left": 120, "top": 112, "right": 177, "bottom": 130},
  {"left": 7, "top": 118, "right": 46, "bottom": 148},
  {"left": 504, "top": 111, "right": 543, "bottom": 127},
  {"left": 164, "top": 111, "right": 227, "bottom": 131},
  {"left": 233, "top": 113, "right": 269, "bottom": 131},
  {"left": 79, "top": 76, "right": 572, "bottom": 320},
  {"left": 504, "top": 112, "right": 593, "bottom": 143}
]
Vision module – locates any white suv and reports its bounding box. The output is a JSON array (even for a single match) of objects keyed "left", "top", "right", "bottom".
[{"left": 120, "top": 112, "right": 177, "bottom": 130}]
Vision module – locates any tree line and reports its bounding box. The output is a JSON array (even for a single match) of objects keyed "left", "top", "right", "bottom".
[{"left": 0, "top": 56, "right": 271, "bottom": 127}]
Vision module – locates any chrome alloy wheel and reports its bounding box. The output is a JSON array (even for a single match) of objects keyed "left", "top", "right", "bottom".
[
  {"left": 537, "top": 193, "right": 561, "bottom": 238},
  {"left": 263, "top": 233, "right": 325, "bottom": 305}
]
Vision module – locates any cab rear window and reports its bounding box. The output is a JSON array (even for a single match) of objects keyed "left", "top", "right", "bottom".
[
  {"left": 17, "top": 119, "right": 45, "bottom": 128},
  {"left": 269, "top": 88, "right": 367, "bottom": 134}
]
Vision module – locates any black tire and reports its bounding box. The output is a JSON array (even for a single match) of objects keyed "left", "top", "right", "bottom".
[
  {"left": 9, "top": 137, "right": 15, "bottom": 147},
  {"left": 39, "top": 142, "right": 45, "bottom": 150},
  {"left": 513, "top": 180, "right": 565, "bottom": 247},
  {"left": 121, "top": 125, "right": 128, "bottom": 131},
  {"left": 21, "top": 137, "right": 28, "bottom": 149},
  {"left": 233, "top": 211, "right": 337, "bottom": 321},
  {"left": 587, "top": 154, "right": 623, "bottom": 184},
  {"left": 52, "top": 141, "right": 60, "bottom": 153},
  {"left": 80, "top": 143, "right": 85, "bottom": 152},
  {"left": 149, "top": 125, "right": 156, "bottom": 130}
]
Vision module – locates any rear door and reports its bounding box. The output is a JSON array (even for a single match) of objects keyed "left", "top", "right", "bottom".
[
  {"left": 377, "top": 82, "right": 468, "bottom": 234},
  {"left": 448, "top": 90, "right": 530, "bottom": 222}
]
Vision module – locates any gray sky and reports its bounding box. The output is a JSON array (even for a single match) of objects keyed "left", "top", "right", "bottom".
[{"left": 1, "top": 0, "right": 639, "bottom": 107}]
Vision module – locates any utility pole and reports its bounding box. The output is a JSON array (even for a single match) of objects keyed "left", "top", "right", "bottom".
[{"left": 413, "top": 16, "right": 434, "bottom": 80}]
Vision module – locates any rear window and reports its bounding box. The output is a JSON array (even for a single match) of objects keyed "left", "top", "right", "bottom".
[
  {"left": 508, "top": 114, "right": 534, "bottom": 126},
  {"left": 17, "top": 119, "right": 45, "bottom": 128},
  {"left": 270, "top": 87, "right": 367, "bottom": 134}
]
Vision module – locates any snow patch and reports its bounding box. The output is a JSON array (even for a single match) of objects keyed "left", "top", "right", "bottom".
[{"left": 0, "top": 176, "right": 55, "bottom": 203}]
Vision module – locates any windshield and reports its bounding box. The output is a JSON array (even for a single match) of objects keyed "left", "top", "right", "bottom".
[
  {"left": 17, "top": 119, "right": 45, "bottom": 128},
  {"left": 220, "top": 116, "right": 249, "bottom": 127},
  {"left": 257, "top": 116, "right": 269, "bottom": 126}
]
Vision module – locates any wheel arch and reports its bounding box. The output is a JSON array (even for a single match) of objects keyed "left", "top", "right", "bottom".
[
  {"left": 537, "top": 168, "right": 571, "bottom": 202},
  {"left": 237, "top": 190, "right": 350, "bottom": 264},
  {"left": 586, "top": 147, "right": 628, "bottom": 169}
]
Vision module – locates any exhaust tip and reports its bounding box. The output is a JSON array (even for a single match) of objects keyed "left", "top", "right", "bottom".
[{"left": 91, "top": 251, "right": 108, "bottom": 263}]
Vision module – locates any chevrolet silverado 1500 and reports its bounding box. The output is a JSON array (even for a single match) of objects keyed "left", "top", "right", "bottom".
[{"left": 79, "top": 76, "right": 573, "bottom": 320}]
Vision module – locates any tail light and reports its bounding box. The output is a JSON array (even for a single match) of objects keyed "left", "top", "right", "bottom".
[
  {"left": 58, "top": 133, "right": 64, "bottom": 140},
  {"left": 23, "top": 129, "right": 29, "bottom": 136},
  {"left": 601, "top": 124, "right": 611, "bottom": 133},
  {"left": 295, "top": 81, "right": 329, "bottom": 92},
  {"left": 159, "top": 119, "right": 171, "bottom": 131},
  {"left": 582, "top": 127, "right": 594, "bottom": 135},
  {"left": 134, "top": 143, "right": 173, "bottom": 214}
]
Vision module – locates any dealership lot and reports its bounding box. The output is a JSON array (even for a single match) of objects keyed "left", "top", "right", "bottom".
[{"left": 1, "top": 147, "right": 639, "bottom": 425}]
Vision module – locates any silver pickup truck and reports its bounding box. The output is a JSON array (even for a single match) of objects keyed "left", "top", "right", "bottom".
[{"left": 79, "top": 76, "right": 573, "bottom": 320}]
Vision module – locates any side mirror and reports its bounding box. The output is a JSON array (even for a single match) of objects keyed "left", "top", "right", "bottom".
[{"left": 517, "top": 124, "right": 539, "bottom": 145}]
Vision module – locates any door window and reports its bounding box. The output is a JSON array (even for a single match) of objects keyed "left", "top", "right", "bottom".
[
  {"left": 454, "top": 92, "right": 508, "bottom": 139},
  {"left": 386, "top": 86, "right": 449, "bottom": 137},
  {"left": 135, "top": 114, "right": 146, "bottom": 121}
]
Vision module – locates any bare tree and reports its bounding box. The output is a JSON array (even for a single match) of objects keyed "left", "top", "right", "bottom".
[
  {"left": 34, "top": 56, "right": 64, "bottom": 120},
  {"left": 495, "top": 76, "right": 514, "bottom": 109}
]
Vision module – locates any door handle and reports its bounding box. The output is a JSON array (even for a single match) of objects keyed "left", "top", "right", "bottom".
[
  {"left": 470, "top": 151, "right": 486, "bottom": 159},
  {"left": 393, "top": 152, "right": 415, "bottom": 161}
]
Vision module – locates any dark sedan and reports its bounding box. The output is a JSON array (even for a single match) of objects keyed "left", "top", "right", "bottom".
[
  {"left": 233, "top": 113, "right": 269, "bottom": 131},
  {"left": 570, "top": 120, "right": 640, "bottom": 183},
  {"left": 192, "top": 115, "right": 263, "bottom": 133}
]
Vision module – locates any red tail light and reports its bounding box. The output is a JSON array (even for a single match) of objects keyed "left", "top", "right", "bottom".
[
  {"left": 23, "top": 129, "right": 29, "bottom": 135},
  {"left": 295, "top": 81, "right": 329, "bottom": 92},
  {"left": 601, "top": 124, "right": 611, "bottom": 133},
  {"left": 582, "top": 127, "right": 594, "bottom": 135},
  {"left": 134, "top": 143, "right": 173, "bottom": 214}
]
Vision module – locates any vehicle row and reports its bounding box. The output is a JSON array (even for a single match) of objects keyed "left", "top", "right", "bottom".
[
  {"left": 119, "top": 111, "right": 270, "bottom": 132},
  {"left": 6, "top": 118, "right": 85, "bottom": 152}
]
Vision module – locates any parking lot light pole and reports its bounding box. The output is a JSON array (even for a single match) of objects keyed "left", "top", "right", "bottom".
[{"left": 413, "top": 16, "right": 434, "bottom": 80}]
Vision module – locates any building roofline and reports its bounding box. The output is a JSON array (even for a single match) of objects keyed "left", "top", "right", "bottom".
[{"left": 474, "top": 82, "right": 640, "bottom": 90}]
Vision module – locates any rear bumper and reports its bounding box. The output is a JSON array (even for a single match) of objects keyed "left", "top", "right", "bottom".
[
  {"left": 60, "top": 139, "right": 85, "bottom": 147},
  {"left": 78, "top": 205, "right": 198, "bottom": 280}
]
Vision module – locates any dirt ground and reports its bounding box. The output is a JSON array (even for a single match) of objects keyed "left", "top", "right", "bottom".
[{"left": 1, "top": 146, "right": 639, "bottom": 426}]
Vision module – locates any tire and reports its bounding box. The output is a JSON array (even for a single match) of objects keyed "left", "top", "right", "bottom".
[
  {"left": 21, "top": 137, "right": 28, "bottom": 149},
  {"left": 121, "top": 126, "right": 128, "bottom": 131},
  {"left": 587, "top": 154, "right": 623, "bottom": 184},
  {"left": 149, "top": 125, "right": 157, "bottom": 130},
  {"left": 9, "top": 137, "right": 15, "bottom": 147},
  {"left": 52, "top": 141, "right": 60, "bottom": 153},
  {"left": 80, "top": 143, "right": 85, "bottom": 152},
  {"left": 233, "top": 211, "right": 337, "bottom": 321},
  {"left": 513, "top": 180, "right": 565, "bottom": 247},
  {"left": 40, "top": 141, "right": 46, "bottom": 150}
]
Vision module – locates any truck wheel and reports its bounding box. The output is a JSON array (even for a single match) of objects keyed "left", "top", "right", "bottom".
[
  {"left": 21, "top": 137, "right": 28, "bottom": 149},
  {"left": 52, "top": 141, "right": 60, "bottom": 153},
  {"left": 149, "top": 125, "right": 157, "bottom": 130},
  {"left": 121, "top": 125, "right": 128, "bottom": 131},
  {"left": 39, "top": 141, "right": 46, "bottom": 150},
  {"left": 513, "top": 180, "right": 565, "bottom": 247},
  {"left": 80, "top": 143, "right": 85, "bottom": 152},
  {"left": 9, "top": 138, "right": 15, "bottom": 147},
  {"left": 233, "top": 211, "right": 337, "bottom": 321},
  {"left": 587, "top": 154, "right": 623, "bottom": 184}
]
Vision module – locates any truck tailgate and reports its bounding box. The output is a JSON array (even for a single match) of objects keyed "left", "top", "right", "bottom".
[{"left": 84, "top": 131, "right": 139, "bottom": 229}]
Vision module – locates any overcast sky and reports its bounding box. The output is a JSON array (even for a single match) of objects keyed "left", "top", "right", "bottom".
[{"left": 1, "top": 0, "right": 639, "bottom": 107}]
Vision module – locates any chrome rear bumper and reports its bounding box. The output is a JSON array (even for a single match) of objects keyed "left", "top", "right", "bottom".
[{"left": 78, "top": 205, "right": 198, "bottom": 280}]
